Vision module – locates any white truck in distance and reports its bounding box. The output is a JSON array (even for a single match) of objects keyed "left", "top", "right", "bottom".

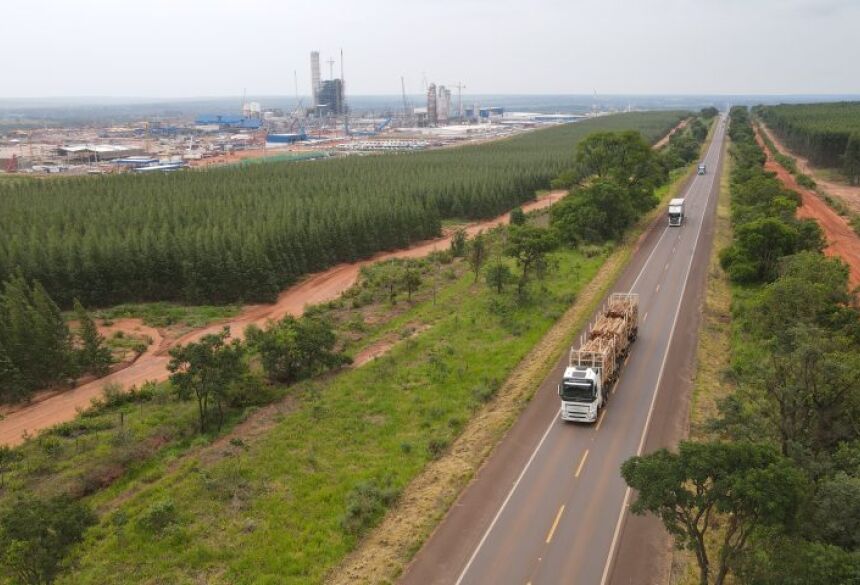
[
  {"left": 697, "top": 163, "right": 707, "bottom": 175},
  {"left": 668, "top": 198, "right": 684, "bottom": 226},
  {"left": 559, "top": 293, "right": 639, "bottom": 423}
]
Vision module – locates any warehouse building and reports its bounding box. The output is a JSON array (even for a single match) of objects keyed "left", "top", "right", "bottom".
[{"left": 56, "top": 144, "right": 143, "bottom": 162}]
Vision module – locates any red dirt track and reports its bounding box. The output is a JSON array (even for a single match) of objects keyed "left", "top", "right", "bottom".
[
  {"left": 754, "top": 127, "right": 860, "bottom": 289},
  {"left": 0, "top": 193, "right": 563, "bottom": 446},
  {"left": 652, "top": 117, "right": 690, "bottom": 150},
  {"left": 758, "top": 123, "right": 860, "bottom": 214}
]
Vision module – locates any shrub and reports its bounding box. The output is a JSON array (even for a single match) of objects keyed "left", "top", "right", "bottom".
[
  {"left": 340, "top": 477, "right": 399, "bottom": 536},
  {"left": 138, "top": 498, "right": 178, "bottom": 533}
]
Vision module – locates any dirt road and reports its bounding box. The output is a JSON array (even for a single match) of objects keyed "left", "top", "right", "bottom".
[
  {"left": 652, "top": 117, "right": 690, "bottom": 150},
  {"left": 0, "top": 193, "right": 563, "bottom": 446},
  {"left": 754, "top": 128, "right": 860, "bottom": 289},
  {"left": 758, "top": 123, "right": 860, "bottom": 213}
]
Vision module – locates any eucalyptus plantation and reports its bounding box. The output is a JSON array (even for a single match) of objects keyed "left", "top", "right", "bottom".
[{"left": 0, "top": 112, "right": 684, "bottom": 308}]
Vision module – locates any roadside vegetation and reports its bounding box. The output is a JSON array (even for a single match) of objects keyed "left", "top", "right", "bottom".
[
  {"left": 0, "top": 113, "right": 710, "bottom": 584},
  {"left": 623, "top": 107, "right": 860, "bottom": 585},
  {"left": 0, "top": 112, "right": 685, "bottom": 309}
]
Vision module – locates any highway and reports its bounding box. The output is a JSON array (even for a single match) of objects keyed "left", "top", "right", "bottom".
[{"left": 399, "top": 116, "right": 727, "bottom": 585}]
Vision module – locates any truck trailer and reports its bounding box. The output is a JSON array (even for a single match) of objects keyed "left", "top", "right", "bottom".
[
  {"left": 559, "top": 293, "right": 639, "bottom": 422},
  {"left": 668, "top": 198, "right": 685, "bottom": 226}
]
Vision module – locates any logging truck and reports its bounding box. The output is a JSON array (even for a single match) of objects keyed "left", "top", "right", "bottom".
[{"left": 558, "top": 293, "right": 639, "bottom": 423}]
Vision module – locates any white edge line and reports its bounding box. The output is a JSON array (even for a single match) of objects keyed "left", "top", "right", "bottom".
[
  {"left": 454, "top": 412, "right": 558, "bottom": 585},
  {"left": 598, "top": 123, "right": 724, "bottom": 585}
]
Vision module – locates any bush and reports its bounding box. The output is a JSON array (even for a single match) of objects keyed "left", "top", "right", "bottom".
[
  {"left": 427, "top": 436, "right": 450, "bottom": 459},
  {"left": 509, "top": 207, "right": 527, "bottom": 226},
  {"left": 340, "top": 477, "right": 399, "bottom": 536},
  {"left": 138, "top": 498, "right": 178, "bottom": 533},
  {"left": 797, "top": 174, "right": 817, "bottom": 189}
]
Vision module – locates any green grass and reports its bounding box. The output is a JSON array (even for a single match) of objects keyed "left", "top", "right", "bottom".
[
  {"left": 689, "top": 136, "right": 734, "bottom": 438},
  {"left": 58, "top": 242, "right": 605, "bottom": 584},
  {"left": 91, "top": 302, "right": 241, "bottom": 329},
  {"left": 3, "top": 382, "right": 203, "bottom": 504}
]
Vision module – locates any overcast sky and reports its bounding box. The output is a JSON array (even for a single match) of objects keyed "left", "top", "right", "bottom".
[{"left": 2, "top": 0, "right": 858, "bottom": 98}]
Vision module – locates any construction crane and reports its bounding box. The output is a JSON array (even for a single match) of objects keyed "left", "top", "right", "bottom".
[{"left": 401, "top": 76, "right": 411, "bottom": 122}]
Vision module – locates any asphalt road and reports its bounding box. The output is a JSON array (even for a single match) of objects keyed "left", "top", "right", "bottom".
[{"left": 399, "top": 116, "right": 727, "bottom": 585}]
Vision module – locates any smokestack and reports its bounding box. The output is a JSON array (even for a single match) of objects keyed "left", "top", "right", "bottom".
[{"left": 310, "top": 51, "right": 321, "bottom": 109}]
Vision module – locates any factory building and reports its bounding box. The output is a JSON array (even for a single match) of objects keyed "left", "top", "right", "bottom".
[
  {"left": 194, "top": 115, "right": 263, "bottom": 130},
  {"left": 437, "top": 85, "right": 452, "bottom": 125},
  {"left": 318, "top": 78, "right": 344, "bottom": 115},
  {"left": 57, "top": 144, "right": 143, "bottom": 162},
  {"left": 427, "top": 83, "right": 437, "bottom": 126}
]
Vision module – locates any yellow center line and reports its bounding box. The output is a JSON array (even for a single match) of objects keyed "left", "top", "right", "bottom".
[
  {"left": 595, "top": 411, "right": 606, "bottom": 431},
  {"left": 545, "top": 504, "right": 565, "bottom": 544},
  {"left": 575, "top": 449, "right": 590, "bottom": 478}
]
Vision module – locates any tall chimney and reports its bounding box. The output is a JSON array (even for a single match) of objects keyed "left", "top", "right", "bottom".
[{"left": 310, "top": 51, "right": 321, "bottom": 109}]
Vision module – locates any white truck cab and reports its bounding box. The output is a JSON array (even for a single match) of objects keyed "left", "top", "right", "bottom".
[
  {"left": 558, "top": 366, "right": 604, "bottom": 423},
  {"left": 697, "top": 163, "right": 707, "bottom": 175},
  {"left": 668, "top": 198, "right": 684, "bottom": 227}
]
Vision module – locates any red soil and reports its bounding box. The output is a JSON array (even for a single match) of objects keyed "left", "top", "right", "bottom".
[
  {"left": 0, "top": 193, "right": 563, "bottom": 446},
  {"left": 758, "top": 123, "right": 860, "bottom": 214},
  {"left": 652, "top": 118, "right": 690, "bottom": 150},
  {"left": 0, "top": 319, "right": 161, "bottom": 418},
  {"left": 754, "top": 127, "right": 860, "bottom": 290}
]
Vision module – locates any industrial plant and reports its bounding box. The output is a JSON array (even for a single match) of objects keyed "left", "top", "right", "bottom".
[{"left": 0, "top": 50, "right": 594, "bottom": 176}]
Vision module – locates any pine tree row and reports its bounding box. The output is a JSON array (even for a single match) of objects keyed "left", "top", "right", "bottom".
[
  {"left": 0, "top": 276, "right": 110, "bottom": 402},
  {"left": 755, "top": 102, "right": 860, "bottom": 184}
]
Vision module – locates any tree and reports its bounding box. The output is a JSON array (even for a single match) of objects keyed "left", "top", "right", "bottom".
[
  {"left": 808, "top": 472, "right": 860, "bottom": 550},
  {"left": 73, "top": 298, "right": 112, "bottom": 377},
  {"left": 245, "top": 316, "right": 350, "bottom": 385},
  {"left": 401, "top": 261, "right": 422, "bottom": 301},
  {"left": 0, "top": 495, "right": 96, "bottom": 585},
  {"left": 0, "top": 340, "right": 24, "bottom": 403},
  {"left": 621, "top": 441, "right": 807, "bottom": 585},
  {"left": 572, "top": 130, "right": 664, "bottom": 205},
  {"left": 509, "top": 207, "right": 526, "bottom": 226},
  {"left": 720, "top": 218, "right": 805, "bottom": 283},
  {"left": 550, "top": 180, "right": 635, "bottom": 245},
  {"left": 700, "top": 107, "right": 719, "bottom": 119},
  {"left": 842, "top": 133, "right": 860, "bottom": 186},
  {"left": 504, "top": 225, "right": 558, "bottom": 297},
  {"left": 485, "top": 261, "right": 514, "bottom": 294},
  {"left": 167, "top": 327, "right": 246, "bottom": 433},
  {"left": 375, "top": 262, "right": 404, "bottom": 302},
  {"left": 467, "top": 232, "right": 487, "bottom": 283},
  {"left": 29, "top": 281, "right": 73, "bottom": 387},
  {"left": 733, "top": 535, "right": 860, "bottom": 585},
  {"left": 743, "top": 325, "right": 860, "bottom": 458},
  {"left": 450, "top": 228, "right": 467, "bottom": 258},
  {"left": 750, "top": 252, "right": 851, "bottom": 344}
]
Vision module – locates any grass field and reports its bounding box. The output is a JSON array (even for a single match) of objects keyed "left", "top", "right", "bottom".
[
  {"left": 53, "top": 232, "right": 605, "bottom": 584},
  {"left": 90, "top": 302, "right": 242, "bottom": 329}
]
